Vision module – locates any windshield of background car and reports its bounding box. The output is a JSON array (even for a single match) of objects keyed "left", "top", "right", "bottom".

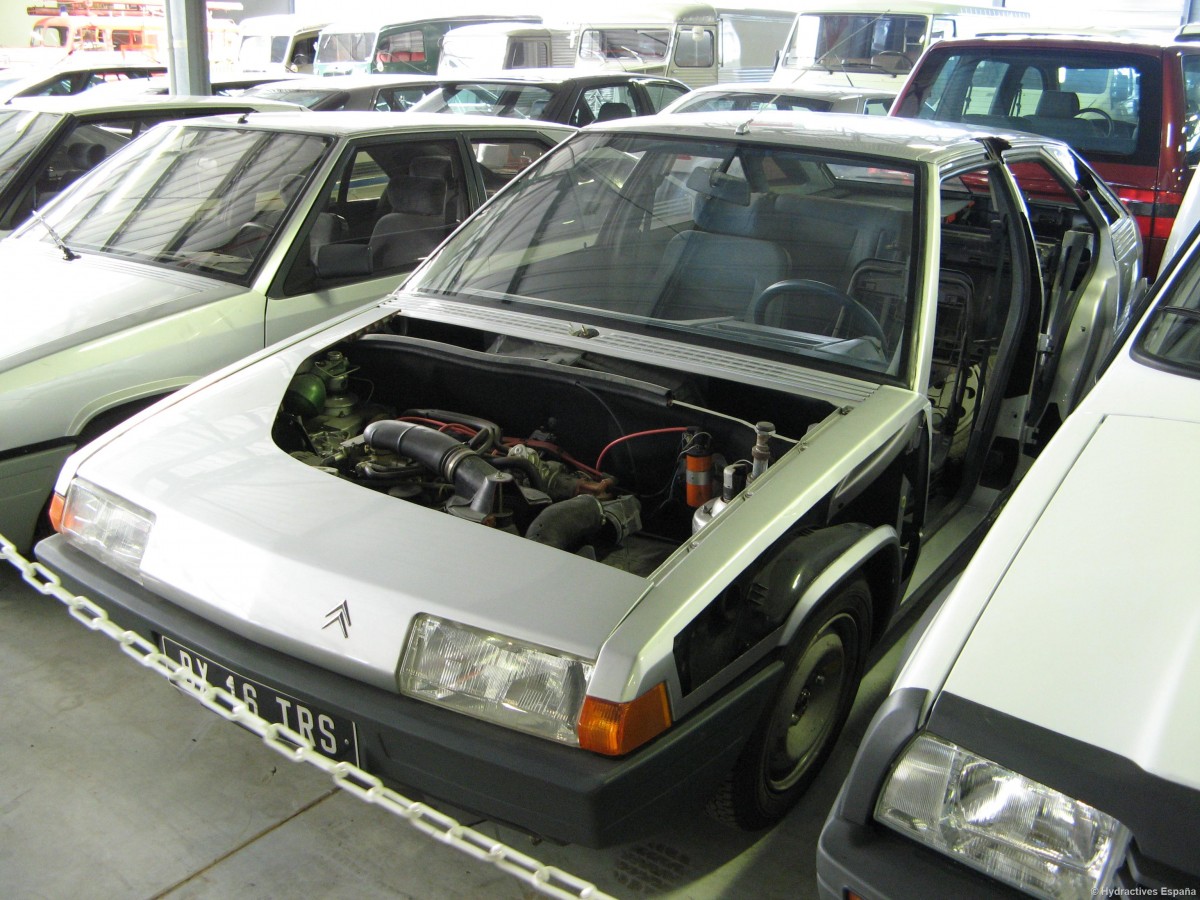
[
  {"left": 409, "top": 132, "right": 919, "bottom": 380},
  {"left": 903, "top": 47, "right": 1161, "bottom": 165},
  {"left": 409, "top": 83, "right": 556, "bottom": 118},
  {"left": 0, "top": 109, "right": 61, "bottom": 194},
  {"left": 788, "top": 13, "right": 928, "bottom": 73},
  {"left": 578, "top": 28, "right": 670, "bottom": 65},
  {"left": 27, "top": 124, "right": 332, "bottom": 283},
  {"left": 315, "top": 31, "right": 375, "bottom": 65},
  {"left": 1135, "top": 247, "right": 1200, "bottom": 376}
]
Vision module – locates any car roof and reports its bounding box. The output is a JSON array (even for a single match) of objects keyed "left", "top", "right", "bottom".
[
  {"left": 926, "top": 31, "right": 1194, "bottom": 52},
  {"left": 592, "top": 109, "right": 1070, "bottom": 164},
  {"left": 432, "top": 69, "right": 688, "bottom": 87},
  {"left": 5, "top": 93, "right": 305, "bottom": 116},
  {"left": 681, "top": 81, "right": 898, "bottom": 101},
  {"left": 174, "top": 109, "right": 577, "bottom": 138},
  {"left": 250, "top": 73, "right": 443, "bottom": 92}
]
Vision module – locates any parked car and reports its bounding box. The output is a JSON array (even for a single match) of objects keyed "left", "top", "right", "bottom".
[
  {"left": 816, "top": 187, "right": 1200, "bottom": 900},
  {"left": 242, "top": 74, "right": 443, "bottom": 111},
  {"left": 407, "top": 69, "right": 691, "bottom": 126},
  {"left": 34, "top": 111, "right": 1138, "bottom": 848},
  {"left": 890, "top": 32, "right": 1200, "bottom": 279},
  {"left": 0, "top": 61, "right": 166, "bottom": 104},
  {"left": 0, "top": 93, "right": 301, "bottom": 238},
  {"left": 0, "top": 111, "right": 574, "bottom": 551},
  {"left": 662, "top": 81, "right": 896, "bottom": 116}
]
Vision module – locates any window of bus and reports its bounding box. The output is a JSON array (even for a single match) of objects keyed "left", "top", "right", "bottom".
[
  {"left": 376, "top": 29, "right": 427, "bottom": 71},
  {"left": 578, "top": 29, "right": 669, "bottom": 65},
  {"left": 674, "top": 27, "right": 714, "bottom": 68}
]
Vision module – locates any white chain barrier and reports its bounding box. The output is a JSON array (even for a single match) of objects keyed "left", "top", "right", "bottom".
[{"left": 1, "top": 533, "right": 619, "bottom": 900}]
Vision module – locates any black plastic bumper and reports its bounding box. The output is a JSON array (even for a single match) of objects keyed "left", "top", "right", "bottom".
[{"left": 36, "top": 534, "right": 782, "bottom": 847}]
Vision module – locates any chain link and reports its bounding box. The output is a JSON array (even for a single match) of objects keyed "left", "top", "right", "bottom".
[{"left": 1, "top": 533, "right": 618, "bottom": 900}]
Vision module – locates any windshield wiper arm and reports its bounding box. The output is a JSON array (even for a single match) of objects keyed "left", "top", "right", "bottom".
[{"left": 29, "top": 208, "right": 79, "bottom": 261}]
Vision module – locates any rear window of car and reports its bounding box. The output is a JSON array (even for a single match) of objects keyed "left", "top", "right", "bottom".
[{"left": 898, "top": 46, "right": 1163, "bottom": 167}]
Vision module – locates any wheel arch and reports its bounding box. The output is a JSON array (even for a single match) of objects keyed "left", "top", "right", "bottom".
[{"left": 773, "top": 523, "right": 902, "bottom": 652}]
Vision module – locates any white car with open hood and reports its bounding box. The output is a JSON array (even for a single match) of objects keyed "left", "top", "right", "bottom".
[
  {"left": 816, "top": 180, "right": 1200, "bottom": 899},
  {"left": 35, "top": 111, "right": 1140, "bottom": 846}
]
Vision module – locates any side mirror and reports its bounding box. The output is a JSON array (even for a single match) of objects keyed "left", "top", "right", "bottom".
[{"left": 315, "top": 243, "right": 372, "bottom": 279}]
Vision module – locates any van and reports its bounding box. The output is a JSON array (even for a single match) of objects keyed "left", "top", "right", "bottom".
[
  {"left": 891, "top": 33, "right": 1200, "bottom": 279},
  {"left": 770, "top": 0, "right": 1031, "bottom": 91},
  {"left": 236, "top": 14, "right": 330, "bottom": 75},
  {"left": 570, "top": 1, "right": 797, "bottom": 88},
  {"left": 312, "top": 12, "right": 542, "bottom": 77},
  {"left": 438, "top": 22, "right": 577, "bottom": 72}
]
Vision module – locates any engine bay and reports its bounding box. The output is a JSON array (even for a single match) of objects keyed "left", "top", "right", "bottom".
[{"left": 271, "top": 317, "right": 834, "bottom": 575}]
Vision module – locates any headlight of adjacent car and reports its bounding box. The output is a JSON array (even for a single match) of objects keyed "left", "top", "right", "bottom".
[
  {"left": 875, "top": 733, "right": 1130, "bottom": 900},
  {"left": 398, "top": 614, "right": 594, "bottom": 746},
  {"left": 60, "top": 479, "right": 154, "bottom": 582}
]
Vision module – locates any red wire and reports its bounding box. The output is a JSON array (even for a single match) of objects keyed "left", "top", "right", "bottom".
[{"left": 595, "top": 427, "right": 690, "bottom": 472}]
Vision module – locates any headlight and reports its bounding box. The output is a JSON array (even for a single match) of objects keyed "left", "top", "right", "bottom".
[
  {"left": 61, "top": 479, "right": 154, "bottom": 582},
  {"left": 876, "top": 733, "right": 1130, "bottom": 900},
  {"left": 398, "top": 614, "right": 593, "bottom": 746}
]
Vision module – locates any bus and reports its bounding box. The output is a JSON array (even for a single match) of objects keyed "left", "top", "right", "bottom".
[
  {"left": 770, "top": 0, "right": 1032, "bottom": 90},
  {"left": 312, "top": 12, "right": 544, "bottom": 77},
  {"left": 569, "top": 2, "right": 799, "bottom": 88},
  {"left": 438, "top": 22, "right": 577, "bottom": 72},
  {"left": 25, "top": 2, "right": 239, "bottom": 69},
  {"left": 237, "top": 14, "right": 331, "bottom": 75}
]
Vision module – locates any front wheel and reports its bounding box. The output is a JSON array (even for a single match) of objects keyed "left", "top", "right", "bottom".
[{"left": 712, "top": 577, "right": 872, "bottom": 830}]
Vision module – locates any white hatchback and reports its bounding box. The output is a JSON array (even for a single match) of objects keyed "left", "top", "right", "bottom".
[{"left": 0, "top": 110, "right": 574, "bottom": 550}]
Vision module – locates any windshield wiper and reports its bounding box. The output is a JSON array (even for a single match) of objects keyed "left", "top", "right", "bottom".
[{"left": 29, "top": 208, "right": 79, "bottom": 261}]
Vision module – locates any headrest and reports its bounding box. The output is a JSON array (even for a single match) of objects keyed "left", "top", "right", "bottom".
[
  {"left": 595, "top": 101, "right": 633, "bottom": 121},
  {"left": 409, "top": 155, "right": 452, "bottom": 180},
  {"left": 1035, "top": 91, "right": 1080, "bottom": 119},
  {"left": 68, "top": 141, "right": 105, "bottom": 170},
  {"left": 385, "top": 174, "right": 447, "bottom": 216}
]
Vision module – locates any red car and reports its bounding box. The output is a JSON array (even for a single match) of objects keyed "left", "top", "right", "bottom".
[{"left": 891, "top": 33, "right": 1200, "bottom": 279}]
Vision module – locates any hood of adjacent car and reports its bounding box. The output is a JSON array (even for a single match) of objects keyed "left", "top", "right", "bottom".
[
  {"left": 941, "top": 413, "right": 1200, "bottom": 791},
  {"left": 0, "top": 241, "right": 231, "bottom": 374}
]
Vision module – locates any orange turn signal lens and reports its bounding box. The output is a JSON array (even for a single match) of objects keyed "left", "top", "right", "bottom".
[
  {"left": 577, "top": 682, "right": 672, "bottom": 756},
  {"left": 48, "top": 492, "right": 66, "bottom": 533}
]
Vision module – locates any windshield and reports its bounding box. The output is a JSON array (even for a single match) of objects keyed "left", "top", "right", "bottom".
[
  {"left": 26, "top": 124, "right": 332, "bottom": 283},
  {"left": 239, "top": 34, "right": 290, "bottom": 66},
  {"left": 1136, "top": 254, "right": 1200, "bottom": 377},
  {"left": 578, "top": 28, "right": 670, "bottom": 65},
  {"left": 0, "top": 109, "right": 62, "bottom": 194},
  {"left": 410, "top": 83, "right": 556, "bottom": 118},
  {"left": 787, "top": 13, "right": 927, "bottom": 74},
  {"left": 408, "top": 132, "right": 919, "bottom": 379},
  {"left": 316, "top": 30, "right": 375, "bottom": 65}
]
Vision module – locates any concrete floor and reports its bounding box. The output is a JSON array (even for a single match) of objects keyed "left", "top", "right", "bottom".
[{"left": 0, "top": 557, "right": 910, "bottom": 900}]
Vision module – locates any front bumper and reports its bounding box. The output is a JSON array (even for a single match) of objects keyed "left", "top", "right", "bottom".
[{"left": 37, "top": 534, "right": 782, "bottom": 847}]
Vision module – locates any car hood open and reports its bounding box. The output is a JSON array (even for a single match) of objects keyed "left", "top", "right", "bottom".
[
  {"left": 0, "top": 241, "right": 239, "bottom": 375},
  {"left": 941, "top": 413, "right": 1200, "bottom": 791}
]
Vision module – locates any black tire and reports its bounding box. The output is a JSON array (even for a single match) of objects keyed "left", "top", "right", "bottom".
[{"left": 712, "top": 577, "right": 872, "bottom": 830}]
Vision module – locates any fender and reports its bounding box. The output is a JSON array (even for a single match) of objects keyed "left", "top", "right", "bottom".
[{"left": 769, "top": 523, "right": 902, "bottom": 649}]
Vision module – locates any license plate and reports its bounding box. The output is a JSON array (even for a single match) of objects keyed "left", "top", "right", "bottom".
[{"left": 162, "top": 637, "right": 360, "bottom": 765}]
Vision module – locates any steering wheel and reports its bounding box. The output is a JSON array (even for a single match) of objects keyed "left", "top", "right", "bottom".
[
  {"left": 749, "top": 279, "right": 887, "bottom": 347},
  {"left": 1076, "top": 107, "right": 1114, "bottom": 136}
]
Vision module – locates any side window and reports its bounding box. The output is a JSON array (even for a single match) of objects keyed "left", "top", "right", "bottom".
[
  {"left": 470, "top": 138, "right": 553, "bottom": 197},
  {"left": 1183, "top": 55, "right": 1200, "bottom": 167},
  {"left": 375, "top": 86, "right": 432, "bottom": 112},
  {"left": 507, "top": 40, "right": 551, "bottom": 68},
  {"left": 864, "top": 98, "right": 891, "bottom": 116},
  {"left": 674, "top": 27, "right": 715, "bottom": 68},
  {"left": 571, "top": 85, "right": 637, "bottom": 127},
  {"left": 281, "top": 138, "right": 462, "bottom": 293},
  {"left": 375, "top": 28, "right": 427, "bottom": 71},
  {"left": 643, "top": 81, "right": 690, "bottom": 112}
]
